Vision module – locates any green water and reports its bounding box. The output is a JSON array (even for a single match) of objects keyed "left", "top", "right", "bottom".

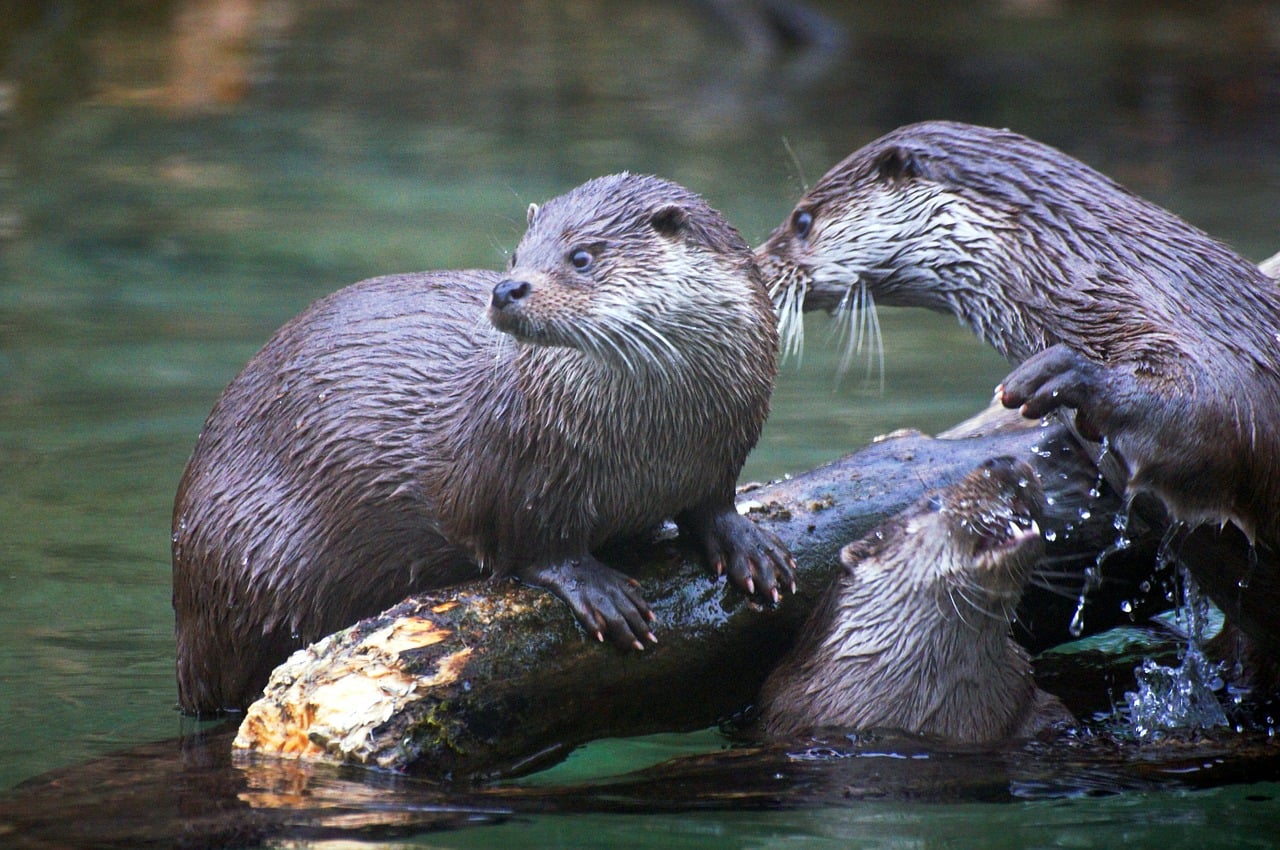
[{"left": 1, "top": 0, "right": 1278, "bottom": 845}]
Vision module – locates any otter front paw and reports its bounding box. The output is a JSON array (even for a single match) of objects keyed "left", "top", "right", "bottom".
[
  {"left": 682, "top": 506, "right": 796, "bottom": 604},
  {"left": 999, "top": 343, "right": 1107, "bottom": 441},
  {"left": 522, "top": 558, "right": 657, "bottom": 651}
]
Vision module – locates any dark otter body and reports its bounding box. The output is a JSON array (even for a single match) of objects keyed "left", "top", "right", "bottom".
[
  {"left": 759, "top": 121, "right": 1280, "bottom": 661},
  {"left": 174, "top": 173, "right": 793, "bottom": 713},
  {"left": 760, "top": 457, "right": 1070, "bottom": 744}
]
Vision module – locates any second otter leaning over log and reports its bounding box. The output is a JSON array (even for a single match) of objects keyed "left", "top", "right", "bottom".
[
  {"left": 757, "top": 120, "right": 1280, "bottom": 662},
  {"left": 173, "top": 173, "right": 794, "bottom": 713},
  {"left": 759, "top": 456, "right": 1072, "bottom": 744}
]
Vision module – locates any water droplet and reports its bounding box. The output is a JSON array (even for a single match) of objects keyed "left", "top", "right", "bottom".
[
  {"left": 1043, "top": 529, "right": 1058, "bottom": 543},
  {"left": 1120, "top": 600, "right": 1133, "bottom": 614},
  {"left": 1238, "top": 544, "right": 1258, "bottom": 589},
  {"left": 1068, "top": 604, "right": 1085, "bottom": 638}
]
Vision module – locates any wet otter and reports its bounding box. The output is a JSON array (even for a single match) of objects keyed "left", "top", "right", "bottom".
[
  {"left": 758, "top": 120, "right": 1280, "bottom": 660},
  {"left": 760, "top": 456, "right": 1071, "bottom": 743},
  {"left": 173, "top": 173, "right": 794, "bottom": 714}
]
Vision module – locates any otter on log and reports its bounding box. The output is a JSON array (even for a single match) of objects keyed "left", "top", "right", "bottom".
[
  {"left": 758, "top": 120, "right": 1280, "bottom": 663},
  {"left": 759, "top": 456, "right": 1070, "bottom": 744},
  {"left": 173, "top": 173, "right": 794, "bottom": 714}
]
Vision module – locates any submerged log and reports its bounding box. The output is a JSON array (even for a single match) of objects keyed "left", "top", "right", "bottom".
[{"left": 233, "top": 407, "right": 1169, "bottom": 779}]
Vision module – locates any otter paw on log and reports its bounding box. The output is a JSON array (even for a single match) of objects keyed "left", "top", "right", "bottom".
[
  {"left": 679, "top": 504, "right": 796, "bottom": 602},
  {"left": 521, "top": 557, "right": 657, "bottom": 650}
]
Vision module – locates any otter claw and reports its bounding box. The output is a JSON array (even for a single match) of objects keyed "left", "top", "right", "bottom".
[
  {"left": 681, "top": 505, "right": 796, "bottom": 605},
  {"left": 523, "top": 557, "right": 656, "bottom": 651}
]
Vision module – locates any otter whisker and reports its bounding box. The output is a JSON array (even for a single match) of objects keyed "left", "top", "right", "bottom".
[
  {"left": 830, "top": 278, "right": 885, "bottom": 388},
  {"left": 482, "top": 321, "right": 521, "bottom": 369},
  {"left": 1028, "top": 575, "right": 1087, "bottom": 600},
  {"left": 591, "top": 315, "right": 682, "bottom": 379},
  {"left": 942, "top": 585, "right": 977, "bottom": 632},
  {"left": 615, "top": 314, "right": 685, "bottom": 371},
  {"left": 861, "top": 282, "right": 885, "bottom": 390},
  {"left": 771, "top": 270, "right": 808, "bottom": 363},
  {"left": 570, "top": 319, "right": 640, "bottom": 374},
  {"left": 953, "top": 579, "right": 1008, "bottom": 623}
]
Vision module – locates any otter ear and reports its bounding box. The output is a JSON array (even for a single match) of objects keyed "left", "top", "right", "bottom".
[
  {"left": 873, "top": 147, "right": 926, "bottom": 182},
  {"left": 650, "top": 204, "right": 689, "bottom": 237},
  {"left": 526, "top": 203, "right": 539, "bottom": 227}
]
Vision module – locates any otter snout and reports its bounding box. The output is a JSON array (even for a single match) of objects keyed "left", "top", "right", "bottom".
[{"left": 491, "top": 278, "right": 532, "bottom": 310}]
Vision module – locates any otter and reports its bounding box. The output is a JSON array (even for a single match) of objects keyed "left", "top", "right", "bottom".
[
  {"left": 759, "top": 456, "right": 1071, "bottom": 744},
  {"left": 758, "top": 120, "right": 1280, "bottom": 662},
  {"left": 173, "top": 173, "right": 794, "bottom": 714}
]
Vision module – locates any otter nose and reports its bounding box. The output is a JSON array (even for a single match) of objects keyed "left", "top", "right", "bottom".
[{"left": 492, "top": 279, "right": 531, "bottom": 310}]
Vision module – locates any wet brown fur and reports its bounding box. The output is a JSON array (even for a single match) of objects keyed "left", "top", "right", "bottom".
[
  {"left": 759, "top": 120, "right": 1280, "bottom": 549},
  {"left": 174, "top": 174, "right": 785, "bottom": 713},
  {"left": 759, "top": 457, "right": 1071, "bottom": 744}
]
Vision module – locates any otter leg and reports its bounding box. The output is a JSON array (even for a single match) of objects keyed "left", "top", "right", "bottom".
[
  {"left": 519, "top": 557, "right": 657, "bottom": 651},
  {"left": 998, "top": 343, "right": 1115, "bottom": 441},
  {"left": 678, "top": 504, "right": 796, "bottom": 603}
]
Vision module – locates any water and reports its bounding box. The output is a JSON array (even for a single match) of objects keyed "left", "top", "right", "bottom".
[
  {"left": 1124, "top": 566, "right": 1230, "bottom": 738},
  {"left": 2, "top": 0, "right": 1279, "bottom": 846}
]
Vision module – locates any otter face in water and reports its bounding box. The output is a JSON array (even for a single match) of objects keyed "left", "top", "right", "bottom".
[
  {"left": 911, "top": 458, "right": 1045, "bottom": 605},
  {"left": 758, "top": 457, "right": 1070, "bottom": 744}
]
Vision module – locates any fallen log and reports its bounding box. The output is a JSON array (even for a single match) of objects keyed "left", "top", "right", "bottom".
[{"left": 232, "top": 407, "right": 1169, "bottom": 779}]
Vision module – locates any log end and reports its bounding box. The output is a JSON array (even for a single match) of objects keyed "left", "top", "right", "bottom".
[{"left": 232, "top": 606, "right": 475, "bottom": 770}]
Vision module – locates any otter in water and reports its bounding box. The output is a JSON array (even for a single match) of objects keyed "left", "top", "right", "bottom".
[
  {"left": 173, "top": 173, "right": 794, "bottom": 713},
  {"left": 758, "top": 120, "right": 1280, "bottom": 661},
  {"left": 759, "top": 456, "right": 1071, "bottom": 743}
]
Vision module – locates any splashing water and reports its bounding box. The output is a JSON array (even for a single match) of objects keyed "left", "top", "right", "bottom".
[
  {"left": 1122, "top": 556, "right": 1228, "bottom": 739},
  {"left": 1066, "top": 481, "right": 1130, "bottom": 638}
]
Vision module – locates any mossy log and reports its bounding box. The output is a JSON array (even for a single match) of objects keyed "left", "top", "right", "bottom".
[{"left": 231, "top": 407, "right": 1171, "bottom": 779}]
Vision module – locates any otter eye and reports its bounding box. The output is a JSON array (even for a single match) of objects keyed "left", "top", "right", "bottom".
[
  {"left": 792, "top": 209, "right": 814, "bottom": 239},
  {"left": 569, "top": 248, "right": 593, "bottom": 271}
]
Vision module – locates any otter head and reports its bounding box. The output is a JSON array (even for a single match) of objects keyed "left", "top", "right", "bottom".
[
  {"left": 759, "top": 121, "right": 1067, "bottom": 362},
  {"left": 759, "top": 455, "right": 1056, "bottom": 742},
  {"left": 489, "top": 172, "right": 776, "bottom": 374},
  {"left": 843, "top": 455, "right": 1045, "bottom": 613}
]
